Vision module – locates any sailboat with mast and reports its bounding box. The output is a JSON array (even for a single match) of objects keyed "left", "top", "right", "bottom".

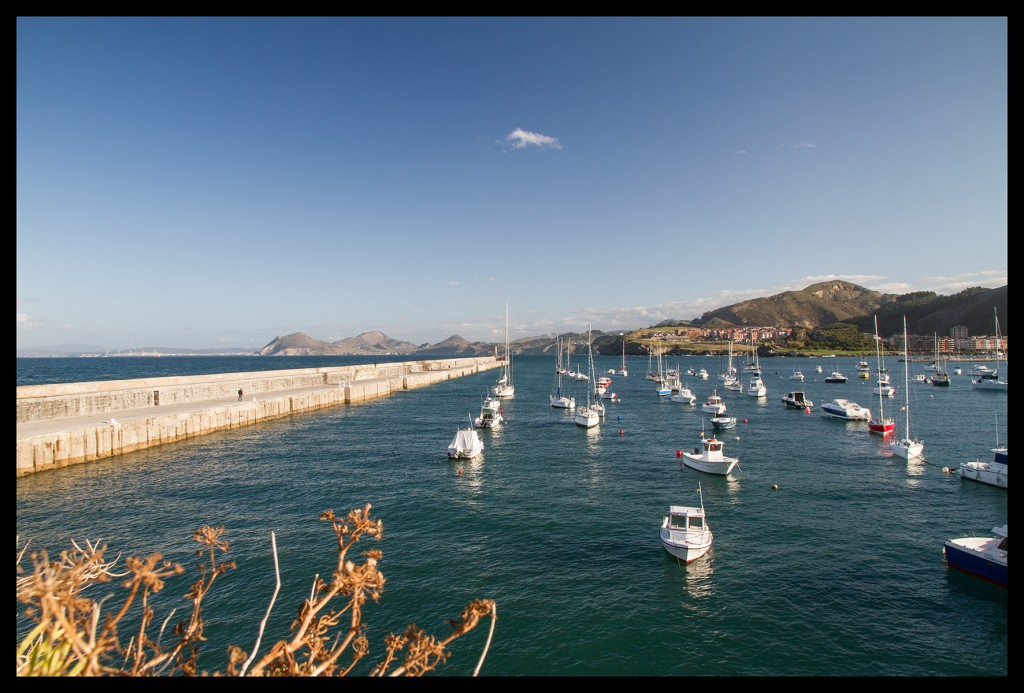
[
  {"left": 491, "top": 302, "right": 515, "bottom": 399},
  {"left": 869, "top": 315, "right": 895, "bottom": 436},
  {"left": 617, "top": 338, "right": 629, "bottom": 377},
  {"left": 930, "top": 333, "right": 950, "bottom": 387},
  {"left": 972, "top": 307, "right": 1007, "bottom": 391},
  {"left": 550, "top": 337, "right": 575, "bottom": 409},
  {"left": 574, "top": 326, "right": 600, "bottom": 428},
  {"left": 891, "top": 316, "right": 924, "bottom": 459}
]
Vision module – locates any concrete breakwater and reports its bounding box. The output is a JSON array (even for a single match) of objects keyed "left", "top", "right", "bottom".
[{"left": 16, "top": 356, "right": 500, "bottom": 477}]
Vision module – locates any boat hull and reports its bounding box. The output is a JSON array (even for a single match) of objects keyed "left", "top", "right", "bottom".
[
  {"left": 681, "top": 453, "right": 737, "bottom": 476},
  {"left": 868, "top": 419, "right": 895, "bottom": 435},
  {"left": 821, "top": 400, "right": 870, "bottom": 421},
  {"left": 660, "top": 530, "right": 713, "bottom": 562},
  {"left": 972, "top": 378, "right": 1007, "bottom": 391},
  {"left": 943, "top": 538, "right": 1007, "bottom": 588},
  {"left": 959, "top": 461, "right": 1008, "bottom": 488},
  {"left": 891, "top": 438, "right": 924, "bottom": 459}
]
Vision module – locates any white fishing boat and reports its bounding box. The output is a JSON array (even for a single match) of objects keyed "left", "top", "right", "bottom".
[
  {"left": 824, "top": 371, "right": 848, "bottom": 384},
  {"left": 781, "top": 390, "right": 813, "bottom": 410},
  {"left": 891, "top": 316, "right": 924, "bottom": 459},
  {"left": 711, "top": 415, "right": 737, "bottom": 430},
  {"left": 696, "top": 368, "right": 709, "bottom": 380},
  {"left": 474, "top": 395, "right": 504, "bottom": 428},
  {"left": 491, "top": 302, "right": 515, "bottom": 399},
  {"left": 972, "top": 308, "right": 1007, "bottom": 391},
  {"left": 701, "top": 390, "right": 727, "bottom": 415},
  {"left": 680, "top": 432, "right": 739, "bottom": 476},
  {"left": 821, "top": 398, "right": 871, "bottom": 421},
  {"left": 659, "top": 483, "right": 713, "bottom": 563},
  {"left": 790, "top": 369, "right": 805, "bottom": 381},
  {"left": 670, "top": 383, "right": 697, "bottom": 404}
]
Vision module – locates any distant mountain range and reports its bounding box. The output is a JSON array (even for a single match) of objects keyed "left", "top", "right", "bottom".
[{"left": 18, "top": 281, "right": 1006, "bottom": 358}]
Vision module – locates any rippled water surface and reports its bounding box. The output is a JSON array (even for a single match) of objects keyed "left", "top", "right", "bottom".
[{"left": 17, "top": 355, "right": 1008, "bottom": 676}]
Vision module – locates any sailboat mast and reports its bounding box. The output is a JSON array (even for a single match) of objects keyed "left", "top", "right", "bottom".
[
  {"left": 875, "top": 315, "right": 885, "bottom": 416},
  {"left": 903, "top": 317, "right": 912, "bottom": 438}
]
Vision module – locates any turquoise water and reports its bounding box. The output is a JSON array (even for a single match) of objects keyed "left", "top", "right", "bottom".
[{"left": 16, "top": 355, "right": 1008, "bottom": 676}]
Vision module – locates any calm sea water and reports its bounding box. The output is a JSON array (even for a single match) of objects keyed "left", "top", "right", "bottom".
[{"left": 16, "top": 355, "right": 1008, "bottom": 676}]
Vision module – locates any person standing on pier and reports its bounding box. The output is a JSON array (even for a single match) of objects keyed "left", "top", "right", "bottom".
[{"left": 237, "top": 388, "right": 243, "bottom": 401}]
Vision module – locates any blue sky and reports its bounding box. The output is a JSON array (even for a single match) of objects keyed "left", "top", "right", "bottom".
[{"left": 17, "top": 17, "right": 1007, "bottom": 350}]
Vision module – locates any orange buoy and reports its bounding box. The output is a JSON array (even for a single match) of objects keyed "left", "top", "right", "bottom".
[{"left": 805, "top": 407, "right": 811, "bottom": 413}]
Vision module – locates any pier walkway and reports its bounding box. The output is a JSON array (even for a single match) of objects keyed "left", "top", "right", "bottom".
[{"left": 16, "top": 356, "right": 500, "bottom": 477}]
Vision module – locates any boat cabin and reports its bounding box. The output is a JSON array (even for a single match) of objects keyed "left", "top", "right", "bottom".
[{"left": 667, "top": 506, "right": 706, "bottom": 531}]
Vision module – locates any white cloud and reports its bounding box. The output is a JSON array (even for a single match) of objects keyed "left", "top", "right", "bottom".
[
  {"left": 502, "top": 127, "right": 562, "bottom": 151},
  {"left": 448, "top": 280, "right": 460, "bottom": 286}
]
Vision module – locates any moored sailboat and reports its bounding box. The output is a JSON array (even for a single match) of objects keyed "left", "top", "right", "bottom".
[
  {"left": 891, "top": 316, "right": 924, "bottom": 459},
  {"left": 869, "top": 315, "right": 895, "bottom": 436}
]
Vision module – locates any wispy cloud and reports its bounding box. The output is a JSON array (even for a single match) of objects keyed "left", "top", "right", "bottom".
[
  {"left": 778, "top": 142, "right": 817, "bottom": 150},
  {"left": 448, "top": 280, "right": 460, "bottom": 286},
  {"left": 501, "top": 127, "right": 562, "bottom": 151}
]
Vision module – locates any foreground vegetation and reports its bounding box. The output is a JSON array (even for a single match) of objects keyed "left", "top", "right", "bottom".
[{"left": 16, "top": 504, "right": 496, "bottom": 676}]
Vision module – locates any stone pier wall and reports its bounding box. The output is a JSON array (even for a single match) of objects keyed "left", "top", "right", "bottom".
[{"left": 16, "top": 356, "right": 500, "bottom": 477}]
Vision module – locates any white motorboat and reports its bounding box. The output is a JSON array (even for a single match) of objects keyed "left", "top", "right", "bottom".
[
  {"left": 701, "top": 391, "right": 727, "bottom": 415},
  {"left": 790, "top": 369, "right": 805, "bottom": 381},
  {"left": 711, "top": 415, "right": 737, "bottom": 430},
  {"left": 447, "top": 424, "right": 484, "bottom": 460},
  {"left": 659, "top": 483, "right": 713, "bottom": 563},
  {"left": 959, "top": 447, "right": 1008, "bottom": 489},
  {"left": 943, "top": 524, "right": 1007, "bottom": 588},
  {"left": 670, "top": 384, "right": 697, "bottom": 404},
  {"left": 959, "top": 414, "right": 1007, "bottom": 488},
  {"left": 696, "top": 368, "right": 709, "bottom": 380},
  {"left": 474, "top": 395, "right": 504, "bottom": 428},
  {"left": 781, "top": 390, "right": 813, "bottom": 410},
  {"left": 680, "top": 434, "right": 739, "bottom": 476},
  {"left": 824, "top": 371, "right": 848, "bottom": 384},
  {"left": 821, "top": 398, "right": 871, "bottom": 421},
  {"left": 747, "top": 373, "right": 767, "bottom": 398}
]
